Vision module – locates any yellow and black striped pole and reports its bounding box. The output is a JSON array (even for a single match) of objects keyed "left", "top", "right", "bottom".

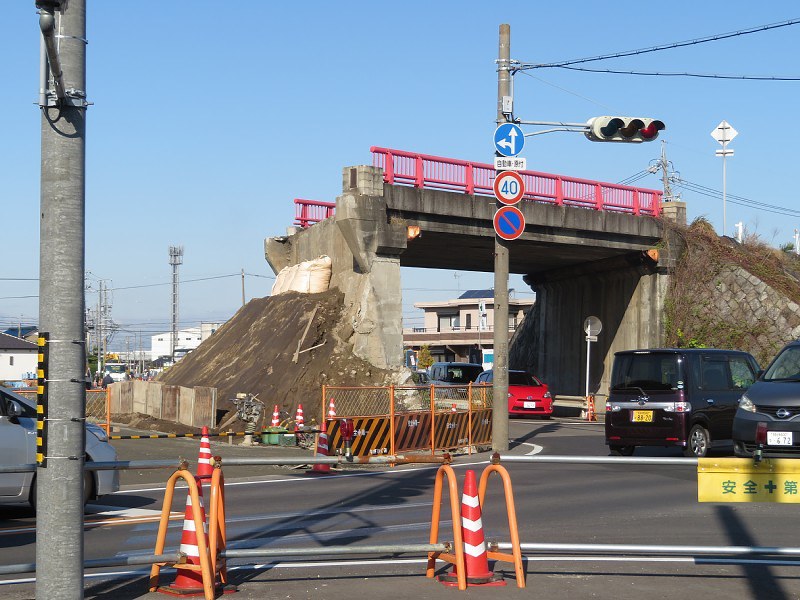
[{"left": 36, "top": 333, "right": 49, "bottom": 467}]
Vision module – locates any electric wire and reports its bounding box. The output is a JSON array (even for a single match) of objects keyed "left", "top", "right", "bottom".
[
  {"left": 556, "top": 66, "right": 800, "bottom": 80},
  {"left": 516, "top": 18, "right": 800, "bottom": 69}
]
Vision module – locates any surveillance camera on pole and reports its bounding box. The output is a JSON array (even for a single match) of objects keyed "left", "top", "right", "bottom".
[{"left": 585, "top": 116, "right": 665, "bottom": 143}]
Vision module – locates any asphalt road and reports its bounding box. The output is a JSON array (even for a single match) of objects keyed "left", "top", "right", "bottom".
[{"left": 3, "top": 418, "right": 800, "bottom": 599}]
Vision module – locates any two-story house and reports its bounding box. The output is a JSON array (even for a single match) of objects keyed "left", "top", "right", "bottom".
[{"left": 403, "top": 289, "right": 534, "bottom": 369}]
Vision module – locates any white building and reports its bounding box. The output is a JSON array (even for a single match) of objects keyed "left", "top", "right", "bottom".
[
  {"left": 150, "top": 322, "right": 222, "bottom": 361},
  {"left": 0, "top": 332, "right": 38, "bottom": 382}
]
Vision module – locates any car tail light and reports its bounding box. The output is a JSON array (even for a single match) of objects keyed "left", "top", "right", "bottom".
[
  {"left": 664, "top": 402, "right": 691, "bottom": 413},
  {"left": 756, "top": 422, "right": 768, "bottom": 446}
]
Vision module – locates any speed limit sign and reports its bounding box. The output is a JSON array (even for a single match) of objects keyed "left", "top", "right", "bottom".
[{"left": 493, "top": 171, "right": 525, "bottom": 205}]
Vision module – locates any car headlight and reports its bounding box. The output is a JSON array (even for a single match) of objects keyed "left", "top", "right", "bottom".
[
  {"left": 738, "top": 395, "right": 756, "bottom": 413},
  {"left": 86, "top": 423, "right": 109, "bottom": 442}
]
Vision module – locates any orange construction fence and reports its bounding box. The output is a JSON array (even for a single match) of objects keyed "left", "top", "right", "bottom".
[{"left": 322, "top": 383, "right": 494, "bottom": 457}]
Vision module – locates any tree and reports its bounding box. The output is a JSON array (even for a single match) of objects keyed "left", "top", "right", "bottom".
[{"left": 417, "top": 345, "right": 434, "bottom": 371}]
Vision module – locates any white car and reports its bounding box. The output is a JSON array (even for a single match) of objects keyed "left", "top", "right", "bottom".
[{"left": 0, "top": 386, "right": 119, "bottom": 507}]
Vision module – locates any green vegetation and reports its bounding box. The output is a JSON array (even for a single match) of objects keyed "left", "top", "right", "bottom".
[{"left": 417, "top": 345, "right": 434, "bottom": 371}]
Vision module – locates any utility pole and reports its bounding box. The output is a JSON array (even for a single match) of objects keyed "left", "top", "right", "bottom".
[
  {"left": 241, "top": 268, "right": 246, "bottom": 307},
  {"left": 492, "top": 24, "right": 511, "bottom": 452},
  {"left": 36, "top": 0, "right": 87, "bottom": 598}
]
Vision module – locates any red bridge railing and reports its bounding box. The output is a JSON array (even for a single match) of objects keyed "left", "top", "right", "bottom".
[
  {"left": 294, "top": 198, "right": 336, "bottom": 228},
  {"left": 294, "top": 147, "right": 662, "bottom": 227}
]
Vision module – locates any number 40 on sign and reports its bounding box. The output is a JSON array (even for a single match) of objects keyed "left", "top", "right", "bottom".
[{"left": 493, "top": 171, "right": 525, "bottom": 205}]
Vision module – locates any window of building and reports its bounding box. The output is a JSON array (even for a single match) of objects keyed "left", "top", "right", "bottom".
[
  {"left": 438, "top": 314, "right": 460, "bottom": 332},
  {"left": 466, "top": 314, "right": 472, "bottom": 330}
]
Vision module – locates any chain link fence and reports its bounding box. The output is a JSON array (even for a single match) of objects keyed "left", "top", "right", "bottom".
[
  {"left": 17, "top": 389, "right": 109, "bottom": 429},
  {"left": 323, "top": 384, "right": 495, "bottom": 417}
]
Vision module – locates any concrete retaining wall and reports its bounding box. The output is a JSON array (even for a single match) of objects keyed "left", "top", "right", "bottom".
[{"left": 108, "top": 381, "right": 217, "bottom": 429}]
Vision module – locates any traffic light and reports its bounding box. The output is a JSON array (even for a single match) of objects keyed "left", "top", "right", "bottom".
[{"left": 585, "top": 116, "right": 665, "bottom": 143}]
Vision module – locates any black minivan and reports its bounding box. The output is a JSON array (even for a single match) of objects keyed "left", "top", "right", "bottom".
[{"left": 605, "top": 348, "right": 759, "bottom": 457}]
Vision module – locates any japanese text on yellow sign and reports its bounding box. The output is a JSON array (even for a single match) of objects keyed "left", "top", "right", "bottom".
[{"left": 698, "top": 458, "right": 800, "bottom": 503}]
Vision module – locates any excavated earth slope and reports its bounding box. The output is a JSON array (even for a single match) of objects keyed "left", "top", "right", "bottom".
[{"left": 157, "top": 289, "right": 393, "bottom": 425}]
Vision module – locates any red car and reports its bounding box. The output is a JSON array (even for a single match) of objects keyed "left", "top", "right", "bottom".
[{"left": 475, "top": 369, "right": 553, "bottom": 418}]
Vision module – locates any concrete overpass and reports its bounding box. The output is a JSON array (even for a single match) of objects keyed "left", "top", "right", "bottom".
[{"left": 265, "top": 155, "right": 686, "bottom": 398}]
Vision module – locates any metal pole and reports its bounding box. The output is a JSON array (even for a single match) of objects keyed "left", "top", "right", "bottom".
[
  {"left": 492, "top": 23, "right": 511, "bottom": 452},
  {"left": 241, "top": 268, "right": 246, "bottom": 307},
  {"left": 722, "top": 149, "right": 728, "bottom": 236},
  {"left": 584, "top": 337, "right": 591, "bottom": 398},
  {"left": 36, "top": 0, "right": 87, "bottom": 597}
]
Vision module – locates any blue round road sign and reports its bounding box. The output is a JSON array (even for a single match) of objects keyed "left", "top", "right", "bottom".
[
  {"left": 493, "top": 123, "right": 525, "bottom": 157},
  {"left": 493, "top": 206, "right": 525, "bottom": 241}
]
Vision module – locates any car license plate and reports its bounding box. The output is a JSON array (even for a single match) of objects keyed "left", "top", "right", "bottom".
[
  {"left": 523, "top": 401, "right": 536, "bottom": 409},
  {"left": 768, "top": 431, "right": 793, "bottom": 446},
  {"left": 632, "top": 410, "right": 653, "bottom": 423}
]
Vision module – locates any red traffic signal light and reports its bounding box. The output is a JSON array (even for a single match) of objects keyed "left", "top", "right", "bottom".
[{"left": 585, "top": 116, "right": 665, "bottom": 143}]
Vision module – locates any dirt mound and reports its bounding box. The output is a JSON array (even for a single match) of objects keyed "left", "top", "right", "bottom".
[{"left": 158, "top": 289, "right": 394, "bottom": 424}]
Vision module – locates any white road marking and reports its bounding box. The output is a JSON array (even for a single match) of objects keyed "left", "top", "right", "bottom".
[{"left": 519, "top": 442, "right": 543, "bottom": 455}]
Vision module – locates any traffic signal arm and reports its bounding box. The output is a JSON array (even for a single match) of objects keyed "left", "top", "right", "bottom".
[{"left": 585, "top": 116, "right": 665, "bottom": 143}]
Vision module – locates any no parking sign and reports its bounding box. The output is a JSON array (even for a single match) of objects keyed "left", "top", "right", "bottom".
[{"left": 493, "top": 206, "right": 525, "bottom": 241}]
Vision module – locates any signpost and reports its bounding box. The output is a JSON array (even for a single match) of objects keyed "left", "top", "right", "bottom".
[
  {"left": 493, "top": 206, "right": 525, "bottom": 241},
  {"left": 583, "top": 316, "right": 602, "bottom": 397},
  {"left": 711, "top": 120, "right": 737, "bottom": 235}
]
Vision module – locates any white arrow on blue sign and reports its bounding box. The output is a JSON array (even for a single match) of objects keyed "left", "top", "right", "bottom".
[{"left": 494, "top": 123, "right": 525, "bottom": 157}]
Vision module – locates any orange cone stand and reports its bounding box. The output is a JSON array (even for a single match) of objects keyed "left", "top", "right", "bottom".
[
  {"left": 158, "top": 428, "right": 214, "bottom": 596},
  {"left": 294, "top": 404, "right": 305, "bottom": 430},
  {"left": 438, "top": 470, "right": 505, "bottom": 587},
  {"left": 328, "top": 398, "right": 336, "bottom": 419},
  {"left": 308, "top": 421, "right": 331, "bottom": 475},
  {"left": 271, "top": 404, "right": 280, "bottom": 427}
]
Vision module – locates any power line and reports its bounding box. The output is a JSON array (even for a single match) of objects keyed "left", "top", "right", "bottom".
[
  {"left": 674, "top": 179, "right": 800, "bottom": 217},
  {"left": 556, "top": 66, "right": 800, "bottom": 80},
  {"left": 517, "top": 18, "right": 800, "bottom": 70}
]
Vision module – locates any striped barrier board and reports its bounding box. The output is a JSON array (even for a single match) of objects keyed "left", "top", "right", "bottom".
[
  {"left": 328, "top": 417, "right": 392, "bottom": 456},
  {"left": 394, "top": 412, "right": 432, "bottom": 452},
  {"left": 327, "top": 410, "right": 493, "bottom": 456}
]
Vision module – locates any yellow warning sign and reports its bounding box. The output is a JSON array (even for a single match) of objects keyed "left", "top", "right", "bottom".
[{"left": 698, "top": 458, "right": 800, "bottom": 503}]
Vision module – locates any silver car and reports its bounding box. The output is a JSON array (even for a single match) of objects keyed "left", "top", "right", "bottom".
[{"left": 0, "top": 386, "right": 119, "bottom": 506}]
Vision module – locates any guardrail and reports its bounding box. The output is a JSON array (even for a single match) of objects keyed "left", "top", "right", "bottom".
[
  {"left": 370, "top": 147, "right": 662, "bottom": 216},
  {"left": 292, "top": 147, "right": 663, "bottom": 228},
  {"left": 293, "top": 198, "right": 335, "bottom": 228}
]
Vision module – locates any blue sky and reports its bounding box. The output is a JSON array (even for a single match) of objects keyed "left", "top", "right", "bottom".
[{"left": 4, "top": 2, "right": 800, "bottom": 347}]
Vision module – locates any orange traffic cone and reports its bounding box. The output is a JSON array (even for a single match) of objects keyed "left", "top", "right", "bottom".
[
  {"left": 295, "top": 404, "right": 305, "bottom": 430},
  {"left": 307, "top": 421, "right": 331, "bottom": 475},
  {"left": 328, "top": 398, "right": 337, "bottom": 419},
  {"left": 439, "top": 470, "right": 505, "bottom": 587},
  {"left": 197, "top": 426, "right": 213, "bottom": 479},
  {"left": 451, "top": 403, "right": 457, "bottom": 413},
  {"left": 271, "top": 404, "right": 280, "bottom": 427}
]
